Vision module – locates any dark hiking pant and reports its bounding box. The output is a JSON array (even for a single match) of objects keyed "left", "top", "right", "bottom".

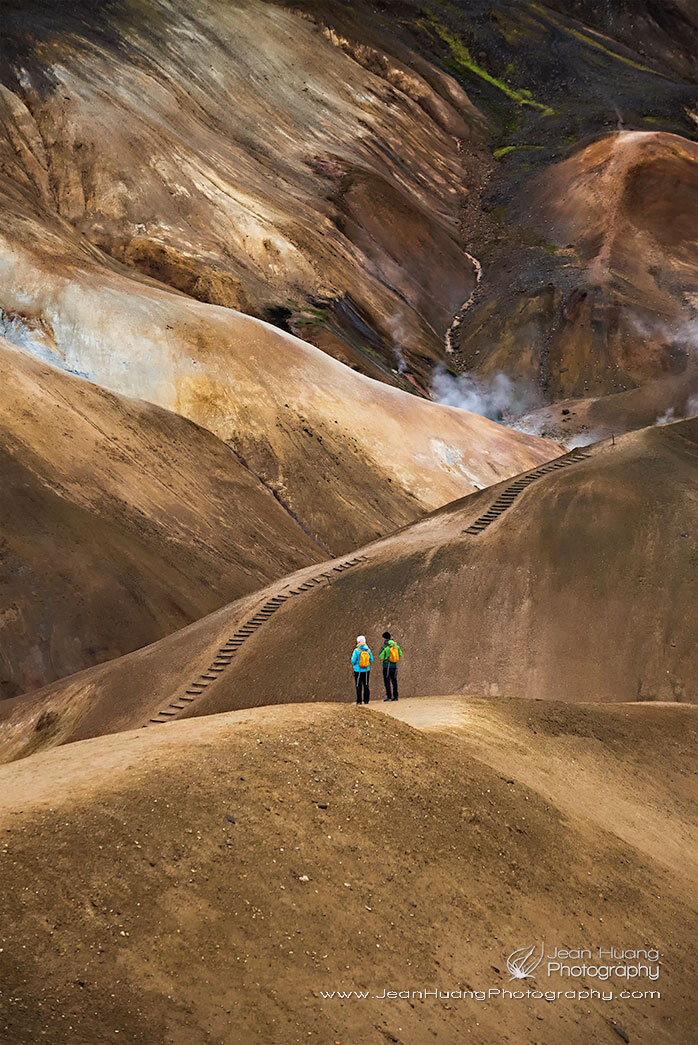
[
  {"left": 383, "top": 662, "right": 398, "bottom": 700},
  {"left": 354, "top": 671, "right": 370, "bottom": 704}
]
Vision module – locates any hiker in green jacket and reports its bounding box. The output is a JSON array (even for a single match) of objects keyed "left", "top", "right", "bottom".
[{"left": 379, "top": 631, "right": 402, "bottom": 701}]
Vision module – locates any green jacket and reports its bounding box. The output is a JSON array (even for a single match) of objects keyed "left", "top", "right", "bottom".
[{"left": 379, "top": 640, "right": 403, "bottom": 663}]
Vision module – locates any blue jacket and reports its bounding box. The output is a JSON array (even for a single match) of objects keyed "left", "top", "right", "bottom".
[{"left": 351, "top": 644, "right": 373, "bottom": 672}]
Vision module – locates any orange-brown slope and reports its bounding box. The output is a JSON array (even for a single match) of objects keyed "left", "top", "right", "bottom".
[
  {"left": 0, "top": 0, "right": 486, "bottom": 384},
  {"left": 457, "top": 131, "right": 698, "bottom": 437},
  {"left": 177, "top": 418, "right": 694, "bottom": 713},
  {"left": 2, "top": 418, "right": 694, "bottom": 758},
  {"left": 0, "top": 699, "right": 695, "bottom": 1044},
  {"left": 0, "top": 339, "right": 324, "bottom": 697},
  {"left": 539, "top": 132, "right": 698, "bottom": 394},
  {"left": 0, "top": 217, "right": 559, "bottom": 554}
]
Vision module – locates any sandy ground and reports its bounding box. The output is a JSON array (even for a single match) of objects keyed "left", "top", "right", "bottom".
[
  {"left": 0, "top": 695, "right": 695, "bottom": 1044},
  {"left": 378, "top": 697, "right": 698, "bottom": 880}
]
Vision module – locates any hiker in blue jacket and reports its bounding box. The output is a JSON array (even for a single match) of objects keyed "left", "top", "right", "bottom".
[{"left": 351, "top": 635, "right": 373, "bottom": 705}]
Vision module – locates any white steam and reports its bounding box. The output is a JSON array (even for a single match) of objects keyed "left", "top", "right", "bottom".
[
  {"left": 658, "top": 394, "right": 698, "bottom": 426},
  {"left": 655, "top": 407, "right": 676, "bottom": 426},
  {"left": 431, "top": 366, "right": 542, "bottom": 422},
  {"left": 384, "top": 314, "right": 411, "bottom": 374},
  {"left": 564, "top": 430, "right": 603, "bottom": 448}
]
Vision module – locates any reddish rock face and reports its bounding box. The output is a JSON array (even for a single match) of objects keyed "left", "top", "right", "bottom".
[{"left": 454, "top": 132, "right": 698, "bottom": 440}]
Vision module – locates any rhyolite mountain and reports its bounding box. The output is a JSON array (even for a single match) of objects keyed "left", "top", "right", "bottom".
[{"left": 1, "top": 0, "right": 696, "bottom": 440}]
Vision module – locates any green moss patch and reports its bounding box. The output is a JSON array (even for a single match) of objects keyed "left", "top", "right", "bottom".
[
  {"left": 529, "top": 4, "right": 664, "bottom": 78},
  {"left": 423, "top": 8, "right": 554, "bottom": 115},
  {"left": 493, "top": 144, "right": 545, "bottom": 160}
]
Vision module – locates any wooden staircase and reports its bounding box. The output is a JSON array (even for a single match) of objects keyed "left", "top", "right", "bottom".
[
  {"left": 145, "top": 555, "right": 370, "bottom": 726},
  {"left": 463, "top": 451, "right": 591, "bottom": 536}
]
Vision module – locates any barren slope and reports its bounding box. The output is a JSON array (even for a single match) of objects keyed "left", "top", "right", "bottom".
[
  {"left": 0, "top": 339, "right": 324, "bottom": 697},
  {"left": 2, "top": 0, "right": 696, "bottom": 439},
  {"left": 0, "top": 225, "right": 557, "bottom": 553},
  {"left": 382, "top": 696, "right": 698, "bottom": 881},
  {"left": 0, "top": 1, "right": 565, "bottom": 557},
  {"left": 0, "top": 0, "right": 486, "bottom": 385},
  {"left": 546, "top": 0, "right": 698, "bottom": 82},
  {"left": 0, "top": 698, "right": 694, "bottom": 1044},
  {"left": 2, "top": 418, "right": 694, "bottom": 758}
]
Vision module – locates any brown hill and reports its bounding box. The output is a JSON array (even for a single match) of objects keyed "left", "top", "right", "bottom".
[
  {"left": 1, "top": 418, "right": 694, "bottom": 758},
  {"left": 0, "top": 0, "right": 557, "bottom": 557},
  {"left": 2, "top": 0, "right": 696, "bottom": 437},
  {"left": 457, "top": 131, "right": 698, "bottom": 432},
  {"left": 455, "top": 131, "right": 698, "bottom": 439},
  {"left": 0, "top": 0, "right": 486, "bottom": 385},
  {"left": 0, "top": 697, "right": 694, "bottom": 1044},
  {"left": 517, "top": 372, "right": 698, "bottom": 447},
  {"left": 0, "top": 339, "right": 325, "bottom": 697},
  {"left": 0, "top": 1, "right": 563, "bottom": 561},
  {"left": 0, "top": 227, "right": 557, "bottom": 553}
]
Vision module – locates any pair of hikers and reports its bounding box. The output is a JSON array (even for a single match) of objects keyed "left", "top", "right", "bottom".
[{"left": 351, "top": 632, "right": 403, "bottom": 705}]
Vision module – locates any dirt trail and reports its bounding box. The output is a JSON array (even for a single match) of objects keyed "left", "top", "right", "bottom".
[
  {"left": 444, "top": 249, "right": 483, "bottom": 354},
  {"left": 375, "top": 695, "right": 468, "bottom": 731},
  {"left": 146, "top": 452, "right": 589, "bottom": 728},
  {"left": 3, "top": 420, "right": 695, "bottom": 760},
  {"left": 145, "top": 555, "right": 369, "bottom": 726},
  {"left": 444, "top": 136, "right": 484, "bottom": 355}
]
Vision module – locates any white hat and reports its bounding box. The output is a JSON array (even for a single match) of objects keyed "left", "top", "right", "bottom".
[{"left": 356, "top": 635, "right": 366, "bottom": 645}]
